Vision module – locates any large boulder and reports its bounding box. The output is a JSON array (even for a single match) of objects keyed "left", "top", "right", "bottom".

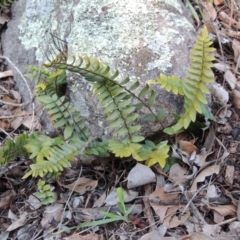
[{"left": 2, "top": 0, "right": 196, "bottom": 138}]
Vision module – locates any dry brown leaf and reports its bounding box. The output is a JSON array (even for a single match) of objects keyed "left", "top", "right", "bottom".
[
  {"left": 224, "top": 70, "right": 236, "bottom": 90},
  {"left": 22, "top": 115, "right": 41, "bottom": 131},
  {"left": 169, "top": 163, "right": 188, "bottom": 185},
  {"left": 64, "top": 233, "right": 101, "bottom": 240},
  {"left": 208, "top": 204, "right": 237, "bottom": 216},
  {"left": 10, "top": 117, "right": 23, "bottom": 130},
  {"left": 202, "top": 1, "right": 217, "bottom": 22},
  {"left": 6, "top": 212, "right": 29, "bottom": 231},
  {"left": 232, "top": 89, "right": 240, "bottom": 110},
  {"left": 209, "top": 83, "right": 229, "bottom": 107},
  {"left": 149, "top": 188, "right": 179, "bottom": 202},
  {"left": 168, "top": 211, "right": 190, "bottom": 228},
  {"left": 179, "top": 140, "right": 198, "bottom": 154},
  {"left": 189, "top": 165, "right": 220, "bottom": 195},
  {"left": 3, "top": 95, "right": 17, "bottom": 110},
  {"left": 190, "top": 232, "right": 215, "bottom": 240},
  {"left": 163, "top": 205, "right": 187, "bottom": 228},
  {"left": 232, "top": 39, "right": 240, "bottom": 63},
  {"left": 214, "top": 0, "right": 224, "bottom": 5},
  {"left": 0, "top": 70, "right": 13, "bottom": 78},
  {"left": 0, "top": 15, "right": 9, "bottom": 24},
  {"left": 225, "top": 165, "right": 234, "bottom": 185},
  {"left": 212, "top": 210, "right": 224, "bottom": 224},
  {"left": 0, "top": 120, "right": 11, "bottom": 130},
  {"left": 0, "top": 190, "right": 16, "bottom": 209},
  {"left": 59, "top": 177, "right": 98, "bottom": 194},
  {"left": 41, "top": 203, "right": 63, "bottom": 229},
  {"left": 10, "top": 90, "right": 21, "bottom": 103}
]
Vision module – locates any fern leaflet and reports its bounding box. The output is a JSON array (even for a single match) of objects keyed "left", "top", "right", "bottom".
[{"left": 148, "top": 26, "right": 215, "bottom": 134}]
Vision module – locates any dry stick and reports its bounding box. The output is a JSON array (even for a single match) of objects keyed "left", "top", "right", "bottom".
[
  {"left": 57, "top": 137, "right": 98, "bottom": 233},
  {"left": 57, "top": 166, "right": 83, "bottom": 234},
  {"left": 180, "top": 184, "right": 207, "bottom": 217},
  {"left": 0, "top": 159, "right": 26, "bottom": 177},
  {"left": 180, "top": 185, "right": 207, "bottom": 226},
  {"left": 143, "top": 184, "right": 156, "bottom": 231},
  {"left": 0, "top": 56, "right": 35, "bottom": 131}
]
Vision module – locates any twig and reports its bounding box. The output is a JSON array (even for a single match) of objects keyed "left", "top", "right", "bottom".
[
  {"left": 181, "top": 184, "right": 206, "bottom": 216},
  {"left": 180, "top": 185, "right": 207, "bottom": 226},
  {"left": 0, "top": 56, "right": 35, "bottom": 131},
  {"left": 0, "top": 159, "right": 26, "bottom": 177},
  {"left": 0, "top": 99, "right": 30, "bottom": 107},
  {"left": 57, "top": 166, "right": 83, "bottom": 233},
  {"left": 143, "top": 184, "right": 156, "bottom": 231}
]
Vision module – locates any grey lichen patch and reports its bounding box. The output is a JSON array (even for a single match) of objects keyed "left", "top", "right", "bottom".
[{"left": 18, "top": 0, "right": 193, "bottom": 75}]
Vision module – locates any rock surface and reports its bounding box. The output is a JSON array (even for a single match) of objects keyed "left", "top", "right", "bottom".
[{"left": 2, "top": 0, "right": 196, "bottom": 138}]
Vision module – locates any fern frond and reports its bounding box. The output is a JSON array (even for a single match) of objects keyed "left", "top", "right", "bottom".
[
  {"left": 45, "top": 54, "right": 146, "bottom": 143},
  {"left": 25, "top": 66, "right": 67, "bottom": 96},
  {"left": 23, "top": 138, "right": 86, "bottom": 178},
  {"left": 37, "top": 94, "right": 89, "bottom": 140},
  {"left": 36, "top": 180, "right": 55, "bottom": 205},
  {"left": 148, "top": 74, "right": 185, "bottom": 96},
  {"left": 0, "top": 0, "right": 14, "bottom": 8},
  {"left": 149, "top": 26, "right": 215, "bottom": 134},
  {"left": 0, "top": 133, "right": 28, "bottom": 167}
]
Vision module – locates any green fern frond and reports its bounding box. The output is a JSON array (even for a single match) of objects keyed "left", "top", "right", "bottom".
[
  {"left": 0, "top": 133, "right": 28, "bottom": 167},
  {"left": 25, "top": 66, "right": 67, "bottom": 96},
  {"left": 36, "top": 180, "right": 55, "bottom": 205},
  {"left": 45, "top": 54, "right": 146, "bottom": 143},
  {"left": 37, "top": 94, "right": 89, "bottom": 140},
  {"left": 0, "top": 0, "right": 14, "bottom": 8},
  {"left": 148, "top": 26, "right": 215, "bottom": 134},
  {"left": 23, "top": 138, "right": 86, "bottom": 178}
]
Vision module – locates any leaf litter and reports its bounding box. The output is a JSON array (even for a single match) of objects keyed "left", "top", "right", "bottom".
[{"left": 1, "top": 1, "right": 240, "bottom": 239}]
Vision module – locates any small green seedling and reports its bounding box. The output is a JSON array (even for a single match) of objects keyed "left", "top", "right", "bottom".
[{"left": 78, "top": 187, "right": 134, "bottom": 228}]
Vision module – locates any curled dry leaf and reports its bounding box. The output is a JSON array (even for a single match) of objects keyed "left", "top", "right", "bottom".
[
  {"left": 168, "top": 210, "right": 190, "bottom": 228},
  {"left": 149, "top": 188, "right": 179, "bottom": 222},
  {"left": 224, "top": 70, "right": 236, "bottom": 90},
  {"left": 149, "top": 188, "right": 179, "bottom": 202},
  {"left": 64, "top": 233, "right": 100, "bottom": 240},
  {"left": 208, "top": 204, "right": 237, "bottom": 217},
  {"left": 58, "top": 177, "right": 98, "bottom": 194},
  {"left": 232, "top": 39, "right": 240, "bottom": 63},
  {"left": 225, "top": 165, "right": 234, "bottom": 185},
  {"left": 41, "top": 203, "right": 64, "bottom": 229},
  {"left": 163, "top": 205, "right": 190, "bottom": 228},
  {"left": 214, "top": 0, "right": 224, "bottom": 5},
  {"left": 207, "top": 185, "right": 221, "bottom": 199},
  {"left": 7, "top": 212, "right": 29, "bottom": 231},
  {"left": 127, "top": 163, "right": 156, "bottom": 189},
  {"left": 104, "top": 188, "right": 138, "bottom": 205},
  {"left": 0, "top": 70, "right": 13, "bottom": 79},
  {"left": 232, "top": 89, "right": 240, "bottom": 110},
  {"left": 209, "top": 83, "right": 229, "bottom": 107},
  {"left": 179, "top": 140, "right": 198, "bottom": 155},
  {"left": 202, "top": 1, "right": 217, "bottom": 21},
  {"left": 189, "top": 165, "right": 220, "bottom": 195},
  {"left": 169, "top": 163, "right": 188, "bottom": 185},
  {"left": 0, "top": 190, "right": 16, "bottom": 209}
]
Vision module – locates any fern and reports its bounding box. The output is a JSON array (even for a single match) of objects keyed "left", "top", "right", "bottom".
[
  {"left": 25, "top": 66, "right": 67, "bottom": 96},
  {"left": 0, "top": 0, "right": 14, "bottom": 8},
  {"left": 36, "top": 93, "right": 89, "bottom": 140},
  {"left": 44, "top": 54, "right": 164, "bottom": 137},
  {"left": 36, "top": 180, "right": 55, "bottom": 205},
  {"left": 148, "top": 26, "right": 215, "bottom": 134},
  {"left": 0, "top": 133, "right": 28, "bottom": 167},
  {"left": 23, "top": 137, "right": 86, "bottom": 178}
]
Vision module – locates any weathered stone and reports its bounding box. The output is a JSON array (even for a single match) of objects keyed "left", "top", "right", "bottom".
[{"left": 2, "top": 0, "right": 196, "bottom": 138}]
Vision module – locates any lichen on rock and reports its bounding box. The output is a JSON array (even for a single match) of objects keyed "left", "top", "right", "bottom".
[{"left": 8, "top": 0, "right": 196, "bottom": 137}]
